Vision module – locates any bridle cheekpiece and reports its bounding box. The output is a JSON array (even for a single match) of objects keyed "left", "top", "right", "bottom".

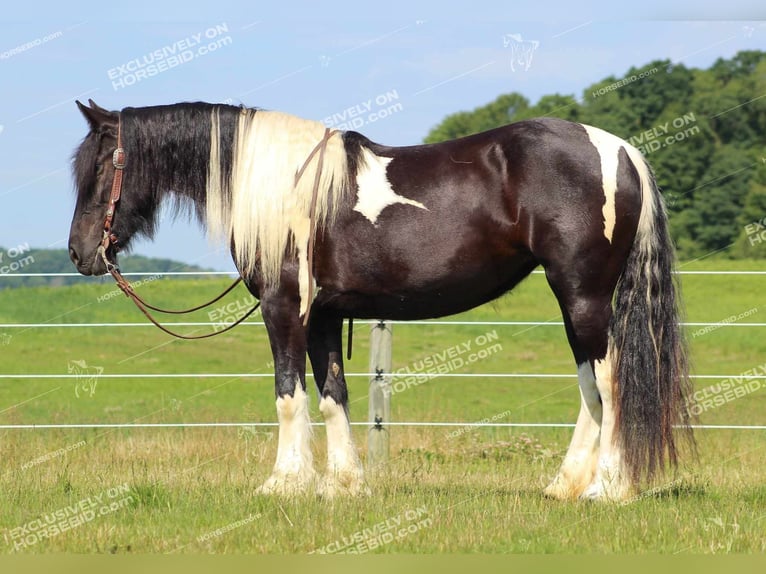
[{"left": 97, "top": 117, "right": 126, "bottom": 271}]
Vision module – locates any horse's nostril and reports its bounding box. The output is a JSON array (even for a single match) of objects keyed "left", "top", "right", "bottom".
[{"left": 69, "top": 246, "right": 80, "bottom": 266}]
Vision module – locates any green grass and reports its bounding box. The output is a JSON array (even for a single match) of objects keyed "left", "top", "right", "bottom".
[{"left": 0, "top": 259, "right": 764, "bottom": 553}]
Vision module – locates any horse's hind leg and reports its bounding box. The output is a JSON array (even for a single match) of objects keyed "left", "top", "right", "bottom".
[
  {"left": 256, "top": 290, "right": 317, "bottom": 495},
  {"left": 543, "top": 300, "right": 603, "bottom": 500},
  {"left": 544, "top": 362, "right": 602, "bottom": 498},
  {"left": 307, "top": 310, "right": 367, "bottom": 497},
  {"left": 543, "top": 267, "right": 631, "bottom": 501},
  {"left": 583, "top": 343, "right": 629, "bottom": 501}
]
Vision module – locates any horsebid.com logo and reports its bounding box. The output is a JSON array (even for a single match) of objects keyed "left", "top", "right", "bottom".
[
  {"left": 502, "top": 33, "right": 540, "bottom": 72},
  {"left": 68, "top": 359, "right": 103, "bottom": 399}
]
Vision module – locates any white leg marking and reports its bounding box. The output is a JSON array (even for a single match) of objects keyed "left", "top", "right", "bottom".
[
  {"left": 544, "top": 362, "right": 602, "bottom": 499},
  {"left": 318, "top": 395, "right": 368, "bottom": 497},
  {"left": 581, "top": 348, "right": 631, "bottom": 501},
  {"left": 353, "top": 148, "right": 428, "bottom": 224},
  {"left": 257, "top": 383, "right": 316, "bottom": 495}
]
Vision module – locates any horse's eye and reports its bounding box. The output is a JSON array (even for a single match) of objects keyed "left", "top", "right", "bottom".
[{"left": 96, "top": 163, "right": 104, "bottom": 177}]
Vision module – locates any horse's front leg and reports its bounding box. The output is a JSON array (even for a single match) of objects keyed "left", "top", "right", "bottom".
[
  {"left": 307, "top": 309, "right": 367, "bottom": 497},
  {"left": 256, "top": 286, "right": 317, "bottom": 495}
]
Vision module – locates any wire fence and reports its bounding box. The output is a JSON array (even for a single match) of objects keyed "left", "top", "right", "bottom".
[
  {"left": 1, "top": 373, "right": 765, "bottom": 380},
  {"left": 2, "top": 321, "right": 766, "bottom": 328},
  {"left": 1, "top": 422, "right": 763, "bottom": 430},
  {"left": 4, "top": 270, "right": 766, "bottom": 277},
  {"left": 1, "top": 269, "right": 764, "bottom": 431}
]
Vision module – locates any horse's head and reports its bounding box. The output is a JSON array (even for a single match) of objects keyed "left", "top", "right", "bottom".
[
  {"left": 68, "top": 100, "right": 120, "bottom": 275},
  {"left": 69, "top": 100, "right": 156, "bottom": 275}
]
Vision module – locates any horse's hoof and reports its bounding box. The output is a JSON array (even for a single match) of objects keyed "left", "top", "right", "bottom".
[
  {"left": 579, "top": 478, "right": 630, "bottom": 502},
  {"left": 317, "top": 472, "right": 370, "bottom": 498},
  {"left": 542, "top": 480, "right": 572, "bottom": 500},
  {"left": 543, "top": 473, "right": 590, "bottom": 500},
  {"left": 256, "top": 471, "right": 316, "bottom": 496}
]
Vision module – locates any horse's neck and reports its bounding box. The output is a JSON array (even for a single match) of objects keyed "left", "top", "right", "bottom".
[{"left": 137, "top": 129, "right": 210, "bottom": 206}]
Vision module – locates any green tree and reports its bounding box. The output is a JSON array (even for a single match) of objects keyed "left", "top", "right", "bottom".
[
  {"left": 578, "top": 72, "right": 644, "bottom": 136},
  {"left": 619, "top": 61, "right": 694, "bottom": 126},
  {"left": 680, "top": 147, "right": 758, "bottom": 257},
  {"left": 522, "top": 94, "right": 580, "bottom": 122},
  {"left": 641, "top": 108, "right": 716, "bottom": 215},
  {"left": 733, "top": 160, "right": 766, "bottom": 258},
  {"left": 424, "top": 93, "right": 530, "bottom": 143}
]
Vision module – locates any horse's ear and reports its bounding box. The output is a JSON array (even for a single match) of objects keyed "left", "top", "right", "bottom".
[
  {"left": 76, "top": 99, "right": 117, "bottom": 131},
  {"left": 88, "top": 99, "right": 112, "bottom": 115}
]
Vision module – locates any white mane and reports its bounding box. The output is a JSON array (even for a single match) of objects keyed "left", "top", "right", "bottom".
[{"left": 205, "top": 108, "right": 348, "bottom": 313}]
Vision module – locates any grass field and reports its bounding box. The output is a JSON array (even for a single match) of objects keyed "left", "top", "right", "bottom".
[{"left": 0, "top": 258, "right": 764, "bottom": 553}]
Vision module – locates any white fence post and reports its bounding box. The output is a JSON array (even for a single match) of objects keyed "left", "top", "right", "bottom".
[{"left": 367, "top": 320, "right": 392, "bottom": 466}]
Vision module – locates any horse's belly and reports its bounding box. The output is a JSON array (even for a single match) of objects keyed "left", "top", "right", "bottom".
[{"left": 316, "top": 252, "right": 538, "bottom": 320}]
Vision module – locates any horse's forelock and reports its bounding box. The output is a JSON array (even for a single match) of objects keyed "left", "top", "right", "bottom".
[{"left": 71, "top": 130, "right": 101, "bottom": 201}]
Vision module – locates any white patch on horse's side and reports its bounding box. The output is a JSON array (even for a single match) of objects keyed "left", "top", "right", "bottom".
[
  {"left": 258, "top": 382, "right": 316, "bottom": 494},
  {"left": 318, "top": 395, "right": 366, "bottom": 496},
  {"left": 582, "top": 124, "right": 622, "bottom": 243},
  {"left": 353, "top": 147, "right": 427, "bottom": 224},
  {"left": 544, "top": 362, "right": 602, "bottom": 499}
]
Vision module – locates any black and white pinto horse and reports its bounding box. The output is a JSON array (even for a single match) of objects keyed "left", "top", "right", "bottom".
[{"left": 69, "top": 101, "right": 693, "bottom": 501}]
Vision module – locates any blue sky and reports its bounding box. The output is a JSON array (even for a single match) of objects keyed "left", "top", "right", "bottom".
[{"left": 1, "top": 2, "right": 764, "bottom": 272}]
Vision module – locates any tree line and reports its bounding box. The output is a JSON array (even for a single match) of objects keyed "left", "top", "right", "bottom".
[{"left": 0, "top": 247, "right": 211, "bottom": 289}]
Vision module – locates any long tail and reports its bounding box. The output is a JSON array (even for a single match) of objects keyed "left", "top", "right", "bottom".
[{"left": 610, "top": 155, "right": 695, "bottom": 485}]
